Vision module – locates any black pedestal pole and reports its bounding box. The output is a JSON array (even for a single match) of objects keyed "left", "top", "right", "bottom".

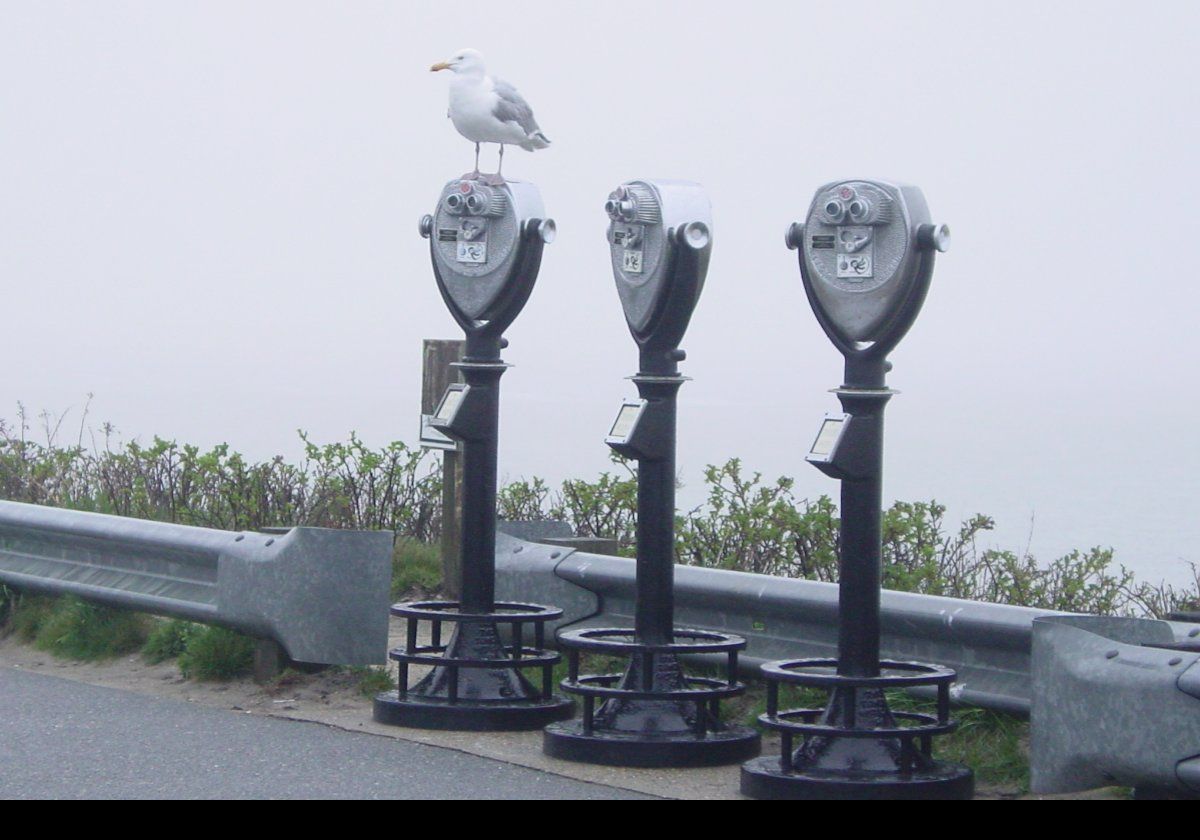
[
  {"left": 545, "top": 372, "right": 760, "bottom": 766},
  {"left": 374, "top": 339, "right": 573, "bottom": 731},
  {"left": 741, "top": 359, "right": 973, "bottom": 798}
]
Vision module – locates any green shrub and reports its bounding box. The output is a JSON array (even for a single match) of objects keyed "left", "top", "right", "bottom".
[
  {"left": 177, "top": 626, "right": 255, "bottom": 680},
  {"left": 142, "top": 619, "right": 199, "bottom": 664},
  {"left": 32, "top": 596, "right": 150, "bottom": 660},
  {"left": 5, "top": 592, "right": 57, "bottom": 641},
  {"left": 497, "top": 454, "right": 639, "bottom": 553},
  {"left": 1, "top": 404, "right": 1196, "bottom": 618},
  {"left": 0, "top": 405, "right": 442, "bottom": 538},
  {"left": 391, "top": 538, "right": 442, "bottom": 599},
  {"left": 678, "top": 459, "right": 1199, "bottom": 618}
]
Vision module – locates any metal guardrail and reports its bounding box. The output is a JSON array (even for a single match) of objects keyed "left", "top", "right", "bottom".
[
  {"left": 0, "top": 500, "right": 393, "bottom": 665},
  {"left": 1031, "top": 615, "right": 1200, "bottom": 797},
  {"left": 493, "top": 527, "right": 1197, "bottom": 715}
]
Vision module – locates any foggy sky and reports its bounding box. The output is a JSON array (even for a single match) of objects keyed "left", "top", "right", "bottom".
[{"left": 2, "top": 2, "right": 1198, "bottom": 582}]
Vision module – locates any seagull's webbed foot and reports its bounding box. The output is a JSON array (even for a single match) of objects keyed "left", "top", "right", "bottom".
[
  {"left": 480, "top": 173, "right": 507, "bottom": 186},
  {"left": 460, "top": 171, "right": 485, "bottom": 182}
]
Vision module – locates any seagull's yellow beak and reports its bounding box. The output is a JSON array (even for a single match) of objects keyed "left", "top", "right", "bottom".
[{"left": 430, "top": 61, "right": 452, "bottom": 72}]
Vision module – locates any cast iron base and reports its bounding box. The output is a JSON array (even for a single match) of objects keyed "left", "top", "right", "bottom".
[
  {"left": 745, "top": 658, "right": 974, "bottom": 800},
  {"left": 547, "top": 627, "right": 759, "bottom": 768},
  {"left": 741, "top": 755, "right": 975, "bottom": 800},
  {"left": 372, "top": 599, "right": 572, "bottom": 732},
  {"left": 544, "top": 719, "right": 760, "bottom": 767},
  {"left": 374, "top": 692, "right": 574, "bottom": 732}
]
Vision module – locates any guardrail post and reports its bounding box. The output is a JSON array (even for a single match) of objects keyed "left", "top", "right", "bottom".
[
  {"left": 421, "top": 338, "right": 465, "bottom": 599},
  {"left": 253, "top": 639, "right": 284, "bottom": 684},
  {"left": 0, "top": 503, "right": 393, "bottom": 665}
]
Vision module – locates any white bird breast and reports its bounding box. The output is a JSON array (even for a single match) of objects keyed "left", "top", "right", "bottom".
[{"left": 448, "top": 77, "right": 530, "bottom": 145}]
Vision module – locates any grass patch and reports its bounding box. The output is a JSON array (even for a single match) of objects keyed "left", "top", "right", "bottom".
[
  {"left": 30, "top": 596, "right": 150, "bottom": 660},
  {"left": 178, "top": 625, "right": 255, "bottom": 680},
  {"left": 142, "top": 619, "right": 199, "bottom": 664},
  {"left": 4, "top": 593, "right": 257, "bottom": 683},
  {"left": 0, "top": 584, "right": 15, "bottom": 627},
  {"left": 927, "top": 703, "right": 1029, "bottom": 790},
  {"left": 350, "top": 665, "right": 395, "bottom": 697},
  {"left": 5, "top": 593, "right": 59, "bottom": 641},
  {"left": 392, "top": 538, "right": 442, "bottom": 599},
  {"left": 875, "top": 690, "right": 1028, "bottom": 789},
  {"left": 736, "top": 680, "right": 826, "bottom": 732}
]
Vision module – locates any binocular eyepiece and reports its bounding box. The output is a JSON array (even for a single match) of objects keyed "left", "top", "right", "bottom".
[
  {"left": 605, "top": 184, "right": 662, "bottom": 224},
  {"left": 822, "top": 191, "right": 872, "bottom": 225},
  {"left": 605, "top": 197, "right": 635, "bottom": 222},
  {"left": 442, "top": 182, "right": 506, "bottom": 217}
]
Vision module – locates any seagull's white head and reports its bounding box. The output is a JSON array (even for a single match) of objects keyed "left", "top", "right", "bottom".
[{"left": 430, "top": 48, "right": 486, "bottom": 76}]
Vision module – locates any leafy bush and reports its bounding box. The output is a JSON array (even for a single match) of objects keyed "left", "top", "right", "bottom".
[
  {"left": 0, "top": 404, "right": 442, "bottom": 538},
  {"left": 677, "top": 459, "right": 1196, "bottom": 617},
  {"left": 177, "top": 626, "right": 255, "bottom": 680},
  {"left": 498, "top": 454, "right": 638, "bottom": 554},
  {"left": 391, "top": 538, "right": 442, "bottom": 599},
  {"left": 30, "top": 596, "right": 150, "bottom": 660},
  {"left": 678, "top": 459, "right": 833, "bottom": 577},
  {"left": 496, "top": 476, "right": 554, "bottom": 523},
  {"left": 0, "top": 404, "right": 1195, "bottom": 622}
]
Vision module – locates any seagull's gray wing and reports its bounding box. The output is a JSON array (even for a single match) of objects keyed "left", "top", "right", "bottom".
[{"left": 492, "top": 78, "right": 541, "bottom": 136}]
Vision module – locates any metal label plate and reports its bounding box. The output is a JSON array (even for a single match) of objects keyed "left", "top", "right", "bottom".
[
  {"left": 837, "top": 251, "right": 873, "bottom": 279},
  {"left": 456, "top": 239, "right": 487, "bottom": 264},
  {"left": 609, "top": 402, "right": 643, "bottom": 440}
]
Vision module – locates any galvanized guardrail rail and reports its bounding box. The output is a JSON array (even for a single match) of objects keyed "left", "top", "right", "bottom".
[
  {"left": 0, "top": 500, "right": 392, "bottom": 665},
  {"left": 494, "top": 526, "right": 1197, "bottom": 715},
  {"left": 1032, "top": 614, "right": 1200, "bottom": 797}
]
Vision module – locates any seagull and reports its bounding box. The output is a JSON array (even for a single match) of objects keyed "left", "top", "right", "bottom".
[{"left": 430, "top": 48, "right": 550, "bottom": 185}]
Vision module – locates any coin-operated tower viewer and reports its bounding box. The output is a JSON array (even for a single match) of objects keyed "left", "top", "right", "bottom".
[
  {"left": 373, "top": 178, "right": 573, "bottom": 731},
  {"left": 741, "top": 180, "right": 973, "bottom": 799},
  {"left": 543, "top": 180, "right": 761, "bottom": 767}
]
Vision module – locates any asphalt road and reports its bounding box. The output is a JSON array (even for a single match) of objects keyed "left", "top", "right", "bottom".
[{"left": 0, "top": 669, "right": 651, "bottom": 799}]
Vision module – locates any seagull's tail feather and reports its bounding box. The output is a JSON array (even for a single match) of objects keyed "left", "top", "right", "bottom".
[{"left": 520, "top": 131, "right": 551, "bottom": 152}]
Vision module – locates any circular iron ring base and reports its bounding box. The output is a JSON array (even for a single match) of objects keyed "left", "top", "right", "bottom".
[
  {"left": 543, "top": 720, "right": 761, "bottom": 768},
  {"left": 740, "top": 756, "right": 974, "bottom": 800},
  {"left": 374, "top": 692, "right": 574, "bottom": 732}
]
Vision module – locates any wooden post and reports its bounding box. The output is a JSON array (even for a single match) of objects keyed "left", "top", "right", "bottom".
[
  {"left": 253, "top": 638, "right": 283, "bottom": 684},
  {"left": 421, "top": 339, "right": 465, "bottom": 599}
]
